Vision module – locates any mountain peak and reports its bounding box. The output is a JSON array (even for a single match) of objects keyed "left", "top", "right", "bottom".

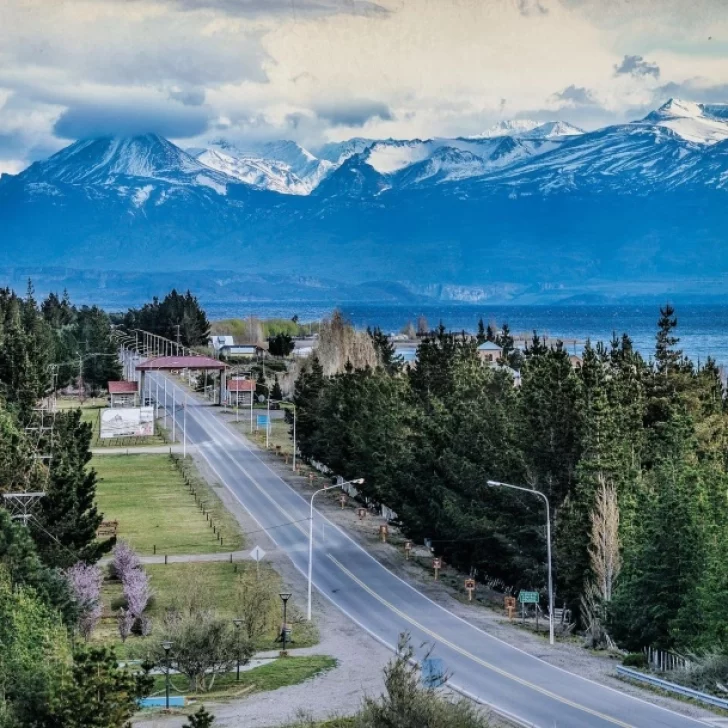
[
  {"left": 473, "top": 120, "right": 543, "bottom": 138},
  {"left": 643, "top": 98, "right": 728, "bottom": 145},
  {"left": 18, "top": 134, "right": 230, "bottom": 190}
]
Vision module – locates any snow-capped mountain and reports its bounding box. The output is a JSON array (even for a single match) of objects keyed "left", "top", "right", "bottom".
[
  {"left": 192, "top": 139, "right": 333, "bottom": 195},
  {"left": 3, "top": 98, "right": 728, "bottom": 301}
]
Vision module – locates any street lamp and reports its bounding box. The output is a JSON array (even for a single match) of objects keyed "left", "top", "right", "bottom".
[
  {"left": 233, "top": 618, "right": 243, "bottom": 681},
  {"left": 279, "top": 593, "right": 292, "bottom": 654},
  {"left": 161, "top": 640, "right": 173, "bottom": 710},
  {"left": 486, "top": 480, "right": 554, "bottom": 645},
  {"left": 307, "top": 478, "right": 364, "bottom": 621}
]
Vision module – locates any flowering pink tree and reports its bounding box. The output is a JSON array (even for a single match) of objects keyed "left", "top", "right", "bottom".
[
  {"left": 65, "top": 562, "right": 103, "bottom": 640},
  {"left": 112, "top": 540, "right": 140, "bottom": 581},
  {"left": 123, "top": 567, "right": 152, "bottom": 619}
]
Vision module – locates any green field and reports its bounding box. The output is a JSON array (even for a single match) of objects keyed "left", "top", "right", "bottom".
[{"left": 94, "top": 454, "right": 243, "bottom": 555}]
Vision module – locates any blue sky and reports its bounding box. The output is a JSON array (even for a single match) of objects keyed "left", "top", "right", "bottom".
[{"left": 0, "top": 0, "right": 726, "bottom": 173}]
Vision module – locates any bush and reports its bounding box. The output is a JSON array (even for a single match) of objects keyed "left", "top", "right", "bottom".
[
  {"left": 622, "top": 652, "right": 648, "bottom": 668},
  {"left": 669, "top": 652, "right": 728, "bottom": 697}
]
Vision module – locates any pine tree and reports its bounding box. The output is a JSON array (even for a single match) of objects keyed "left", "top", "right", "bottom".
[
  {"left": 185, "top": 706, "right": 216, "bottom": 728},
  {"left": 476, "top": 318, "right": 486, "bottom": 345},
  {"left": 32, "top": 409, "right": 113, "bottom": 568},
  {"left": 271, "top": 375, "right": 283, "bottom": 401}
]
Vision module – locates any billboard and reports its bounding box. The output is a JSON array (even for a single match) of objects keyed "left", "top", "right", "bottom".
[{"left": 100, "top": 407, "right": 154, "bottom": 439}]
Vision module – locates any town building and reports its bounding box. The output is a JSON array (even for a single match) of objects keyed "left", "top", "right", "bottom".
[
  {"left": 226, "top": 378, "right": 256, "bottom": 407},
  {"left": 108, "top": 380, "right": 139, "bottom": 408},
  {"left": 477, "top": 341, "right": 502, "bottom": 362}
]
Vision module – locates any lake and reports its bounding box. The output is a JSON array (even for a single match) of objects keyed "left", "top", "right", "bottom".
[{"left": 202, "top": 302, "right": 728, "bottom": 367}]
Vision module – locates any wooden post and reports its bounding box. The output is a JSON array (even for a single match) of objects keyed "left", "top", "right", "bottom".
[
  {"left": 465, "top": 578, "right": 475, "bottom": 601},
  {"left": 404, "top": 540, "right": 413, "bottom": 560},
  {"left": 379, "top": 524, "right": 388, "bottom": 543}
]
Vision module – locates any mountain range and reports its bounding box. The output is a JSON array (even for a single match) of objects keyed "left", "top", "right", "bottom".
[{"left": 2, "top": 98, "right": 728, "bottom": 304}]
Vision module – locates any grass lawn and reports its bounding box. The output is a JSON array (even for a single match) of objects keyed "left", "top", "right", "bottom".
[
  {"left": 149, "top": 655, "right": 337, "bottom": 699},
  {"left": 94, "top": 454, "right": 243, "bottom": 555},
  {"left": 94, "top": 561, "right": 319, "bottom": 656}
]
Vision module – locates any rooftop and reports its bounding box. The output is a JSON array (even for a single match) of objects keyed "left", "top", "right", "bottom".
[
  {"left": 136, "top": 355, "right": 227, "bottom": 371},
  {"left": 227, "top": 379, "right": 256, "bottom": 392},
  {"left": 477, "top": 341, "right": 502, "bottom": 351},
  {"left": 108, "top": 380, "right": 138, "bottom": 394}
]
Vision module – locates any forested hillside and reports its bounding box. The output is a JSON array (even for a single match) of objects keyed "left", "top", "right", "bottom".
[{"left": 293, "top": 307, "right": 728, "bottom": 653}]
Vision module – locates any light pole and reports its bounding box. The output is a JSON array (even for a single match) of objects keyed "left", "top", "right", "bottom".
[
  {"left": 183, "top": 393, "right": 187, "bottom": 457},
  {"left": 279, "top": 592, "right": 292, "bottom": 655},
  {"left": 487, "top": 479, "right": 554, "bottom": 645},
  {"left": 161, "top": 640, "right": 173, "bottom": 710},
  {"left": 307, "top": 478, "right": 364, "bottom": 621},
  {"left": 233, "top": 618, "right": 243, "bottom": 681}
]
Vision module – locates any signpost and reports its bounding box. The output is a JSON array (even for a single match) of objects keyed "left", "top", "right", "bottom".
[
  {"left": 464, "top": 578, "right": 476, "bottom": 601},
  {"left": 357, "top": 507, "right": 367, "bottom": 520},
  {"left": 379, "top": 524, "right": 388, "bottom": 543},
  {"left": 339, "top": 493, "right": 348, "bottom": 509},
  {"left": 433, "top": 557, "right": 442, "bottom": 581},
  {"left": 518, "top": 590, "right": 539, "bottom": 624},
  {"left": 504, "top": 595, "right": 516, "bottom": 620},
  {"left": 250, "top": 545, "right": 266, "bottom": 576},
  {"left": 404, "top": 540, "right": 413, "bottom": 560}
]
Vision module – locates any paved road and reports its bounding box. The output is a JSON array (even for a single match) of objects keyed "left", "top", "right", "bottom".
[{"left": 149, "top": 372, "right": 708, "bottom": 728}]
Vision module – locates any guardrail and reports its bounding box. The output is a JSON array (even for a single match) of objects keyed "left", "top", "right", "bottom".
[{"left": 616, "top": 666, "right": 728, "bottom": 710}]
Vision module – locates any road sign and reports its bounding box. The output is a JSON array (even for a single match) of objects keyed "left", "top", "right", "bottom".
[
  {"left": 421, "top": 658, "right": 445, "bottom": 688},
  {"left": 250, "top": 546, "right": 266, "bottom": 561},
  {"left": 465, "top": 578, "right": 476, "bottom": 601},
  {"left": 518, "top": 590, "right": 539, "bottom": 604},
  {"left": 250, "top": 545, "right": 266, "bottom": 575},
  {"left": 256, "top": 415, "right": 270, "bottom": 428}
]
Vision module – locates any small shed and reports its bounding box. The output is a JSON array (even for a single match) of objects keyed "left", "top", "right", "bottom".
[
  {"left": 108, "top": 380, "right": 138, "bottom": 408},
  {"left": 226, "top": 378, "right": 256, "bottom": 407},
  {"left": 477, "top": 341, "right": 502, "bottom": 363}
]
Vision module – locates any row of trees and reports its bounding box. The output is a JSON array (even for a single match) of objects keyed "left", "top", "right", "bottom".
[{"left": 293, "top": 307, "right": 728, "bottom": 653}]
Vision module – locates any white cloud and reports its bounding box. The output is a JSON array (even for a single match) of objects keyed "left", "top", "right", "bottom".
[{"left": 0, "top": 0, "right": 726, "bottom": 169}]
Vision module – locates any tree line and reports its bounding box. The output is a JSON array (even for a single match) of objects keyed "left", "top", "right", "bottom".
[
  {"left": 293, "top": 307, "right": 728, "bottom": 653},
  {"left": 0, "top": 284, "right": 153, "bottom": 726}
]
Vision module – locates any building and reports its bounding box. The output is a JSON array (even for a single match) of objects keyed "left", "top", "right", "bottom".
[
  {"left": 220, "top": 345, "right": 258, "bottom": 360},
  {"left": 226, "top": 378, "right": 256, "bottom": 407},
  {"left": 108, "top": 380, "right": 138, "bottom": 408},
  {"left": 477, "top": 341, "right": 502, "bottom": 362},
  {"left": 209, "top": 335, "right": 235, "bottom": 353}
]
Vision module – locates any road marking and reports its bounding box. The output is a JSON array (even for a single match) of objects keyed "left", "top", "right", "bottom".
[{"left": 328, "top": 554, "right": 634, "bottom": 728}]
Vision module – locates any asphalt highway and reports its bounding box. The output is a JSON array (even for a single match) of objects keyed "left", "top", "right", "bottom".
[{"left": 149, "top": 372, "right": 708, "bottom": 728}]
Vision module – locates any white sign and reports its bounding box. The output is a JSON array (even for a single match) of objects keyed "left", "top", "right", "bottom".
[
  {"left": 99, "top": 407, "right": 154, "bottom": 439},
  {"left": 250, "top": 546, "right": 266, "bottom": 562}
]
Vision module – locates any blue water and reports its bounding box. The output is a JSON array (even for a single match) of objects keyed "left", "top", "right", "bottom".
[{"left": 203, "top": 302, "right": 728, "bottom": 367}]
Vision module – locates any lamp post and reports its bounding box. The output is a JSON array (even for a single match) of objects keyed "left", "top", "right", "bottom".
[
  {"left": 161, "top": 640, "right": 173, "bottom": 710},
  {"left": 307, "top": 478, "right": 364, "bottom": 621},
  {"left": 487, "top": 479, "right": 554, "bottom": 645},
  {"left": 233, "top": 619, "right": 243, "bottom": 681},
  {"left": 279, "top": 592, "right": 292, "bottom": 654}
]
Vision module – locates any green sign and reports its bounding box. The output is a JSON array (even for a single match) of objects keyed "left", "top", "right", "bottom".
[{"left": 518, "top": 590, "right": 539, "bottom": 604}]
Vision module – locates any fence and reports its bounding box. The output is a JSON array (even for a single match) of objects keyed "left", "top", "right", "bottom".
[{"left": 643, "top": 646, "right": 693, "bottom": 672}]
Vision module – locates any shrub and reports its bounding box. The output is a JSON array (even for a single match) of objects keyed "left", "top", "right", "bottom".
[{"left": 622, "top": 652, "right": 648, "bottom": 668}]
